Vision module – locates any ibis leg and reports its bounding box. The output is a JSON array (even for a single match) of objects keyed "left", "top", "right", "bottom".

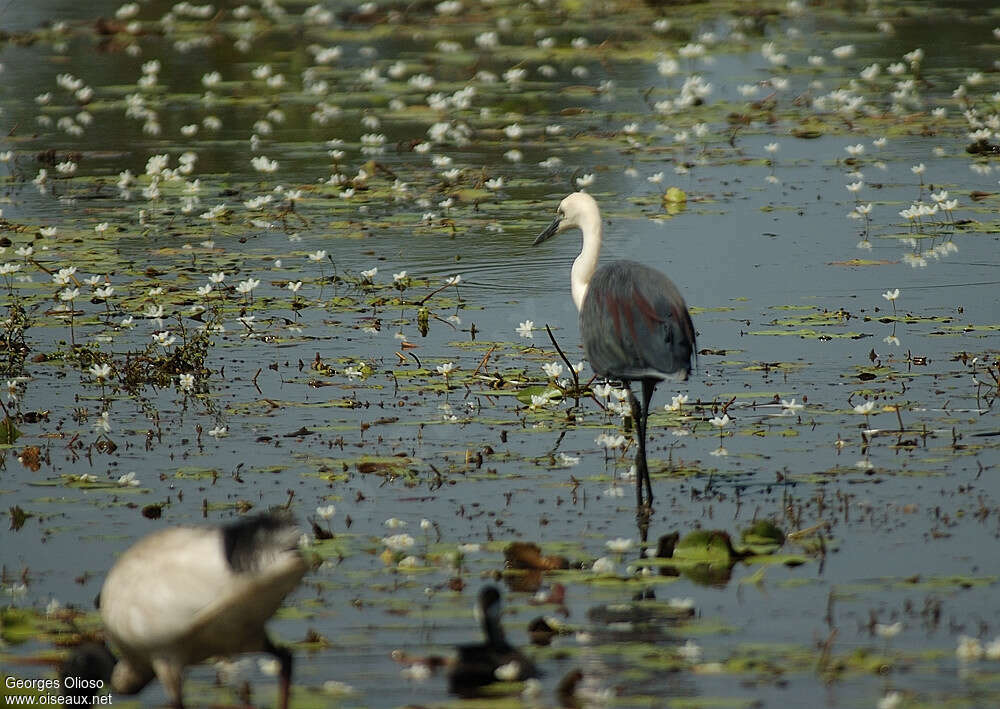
[
  {"left": 151, "top": 658, "right": 184, "bottom": 709},
  {"left": 264, "top": 635, "right": 294, "bottom": 709}
]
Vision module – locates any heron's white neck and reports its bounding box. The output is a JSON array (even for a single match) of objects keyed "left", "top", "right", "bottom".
[{"left": 570, "top": 211, "right": 602, "bottom": 311}]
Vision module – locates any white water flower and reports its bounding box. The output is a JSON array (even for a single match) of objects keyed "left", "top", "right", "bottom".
[
  {"left": 595, "top": 433, "right": 626, "bottom": 450},
  {"left": 92, "top": 412, "right": 111, "bottom": 434},
  {"left": 53, "top": 267, "right": 77, "bottom": 285},
  {"left": 666, "top": 394, "right": 688, "bottom": 412},
  {"left": 709, "top": 414, "right": 731, "bottom": 428},
  {"left": 89, "top": 363, "right": 112, "bottom": 380},
  {"left": 530, "top": 393, "right": 552, "bottom": 409},
  {"left": 985, "top": 637, "right": 1000, "bottom": 660},
  {"left": 605, "top": 538, "right": 633, "bottom": 553},
  {"left": 382, "top": 533, "right": 415, "bottom": 551},
  {"left": 542, "top": 362, "right": 564, "bottom": 378},
  {"left": 956, "top": 635, "right": 983, "bottom": 662},
  {"left": 667, "top": 597, "right": 695, "bottom": 611},
  {"left": 677, "top": 639, "right": 703, "bottom": 662},
  {"left": 591, "top": 556, "right": 616, "bottom": 575},
  {"left": 401, "top": 663, "right": 430, "bottom": 681},
  {"left": 875, "top": 622, "right": 902, "bottom": 639},
  {"left": 251, "top": 156, "right": 278, "bottom": 173},
  {"left": 236, "top": 278, "right": 260, "bottom": 294},
  {"left": 503, "top": 123, "right": 523, "bottom": 139},
  {"left": 781, "top": 399, "right": 804, "bottom": 413},
  {"left": 151, "top": 331, "right": 176, "bottom": 347},
  {"left": 878, "top": 692, "right": 902, "bottom": 709},
  {"left": 557, "top": 452, "right": 580, "bottom": 467}
]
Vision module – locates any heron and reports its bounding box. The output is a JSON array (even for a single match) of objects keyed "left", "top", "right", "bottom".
[
  {"left": 62, "top": 510, "right": 308, "bottom": 709},
  {"left": 533, "top": 191, "right": 696, "bottom": 509},
  {"left": 448, "top": 585, "right": 539, "bottom": 696}
]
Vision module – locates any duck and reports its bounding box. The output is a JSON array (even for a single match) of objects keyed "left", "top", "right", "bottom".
[
  {"left": 61, "top": 509, "right": 308, "bottom": 709},
  {"left": 448, "top": 585, "right": 539, "bottom": 696}
]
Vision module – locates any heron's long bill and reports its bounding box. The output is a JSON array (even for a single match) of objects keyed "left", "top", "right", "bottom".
[{"left": 533, "top": 216, "right": 561, "bottom": 245}]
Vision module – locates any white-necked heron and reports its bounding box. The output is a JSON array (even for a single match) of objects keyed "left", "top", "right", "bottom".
[
  {"left": 534, "top": 191, "right": 696, "bottom": 508},
  {"left": 62, "top": 510, "right": 307, "bottom": 709},
  {"left": 449, "top": 586, "right": 538, "bottom": 696}
]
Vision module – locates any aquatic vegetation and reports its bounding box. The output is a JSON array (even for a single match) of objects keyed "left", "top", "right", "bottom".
[{"left": 0, "top": 0, "right": 998, "bottom": 706}]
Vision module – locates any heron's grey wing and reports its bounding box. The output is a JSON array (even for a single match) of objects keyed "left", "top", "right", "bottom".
[{"left": 580, "top": 260, "right": 695, "bottom": 381}]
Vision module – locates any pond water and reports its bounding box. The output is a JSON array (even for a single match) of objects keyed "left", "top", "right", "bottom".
[{"left": 1, "top": 0, "right": 998, "bottom": 707}]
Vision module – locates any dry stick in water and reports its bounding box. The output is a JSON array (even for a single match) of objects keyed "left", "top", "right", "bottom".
[
  {"left": 472, "top": 346, "right": 496, "bottom": 376},
  {"left": 544, "top": 324, "right": 579, "bottom": 390}
]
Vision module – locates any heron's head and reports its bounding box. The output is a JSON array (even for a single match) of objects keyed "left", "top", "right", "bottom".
[{"left": 533, "top": 192, "right": 599, "bottom": 245}]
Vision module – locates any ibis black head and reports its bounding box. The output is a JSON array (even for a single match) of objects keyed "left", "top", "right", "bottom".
[{"left": 60, "top": 642, "right": 116, "bottom": 706}]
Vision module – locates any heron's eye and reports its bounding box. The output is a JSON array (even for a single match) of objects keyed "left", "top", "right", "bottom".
[{"left": 557, "top": 210, "right": 564, "bottom": 218}]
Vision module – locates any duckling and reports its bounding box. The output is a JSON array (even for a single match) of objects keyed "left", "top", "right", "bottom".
[
  {"left": 62, "top": 510, "right": 307, "bottom": 709},
  {"left": 448, "top": 585, "right": 539, "bottom": 696}
]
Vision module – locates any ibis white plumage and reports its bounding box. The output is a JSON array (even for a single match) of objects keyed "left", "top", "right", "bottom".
[{"left": 63, "top": 510, "right": 308, "bottom": 708}]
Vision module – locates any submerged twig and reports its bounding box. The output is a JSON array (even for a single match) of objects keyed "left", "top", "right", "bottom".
[
  {"left": 472, "top": 346, "right": 496, "bottom": 376},
  {"left": 545, "top": 324, "right": 579, "bottom": 391}
]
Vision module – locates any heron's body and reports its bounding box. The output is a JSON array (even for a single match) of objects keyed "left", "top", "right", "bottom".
[
  {"left": 581, "top": 260, "right": 695, "bottom": 382},
  {"left": 65, "top": 511, "right": 307, "bottom": 709},
  {"left": 449, "top": 586, "right": 538, "bottom": 696},
  {"left": 534, "top": 192, "right": 696, "bottom": 507}
]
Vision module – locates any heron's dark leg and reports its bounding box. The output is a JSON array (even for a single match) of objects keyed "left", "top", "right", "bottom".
[
  {"left": 264, "top": 635, "right": 294, "bottom": 709},
  {"left": 640, "top": 379, "right": 657, "bottom": 504},
  {"left": 627, "top": 382, "right": 648, "bottom": 508}
]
